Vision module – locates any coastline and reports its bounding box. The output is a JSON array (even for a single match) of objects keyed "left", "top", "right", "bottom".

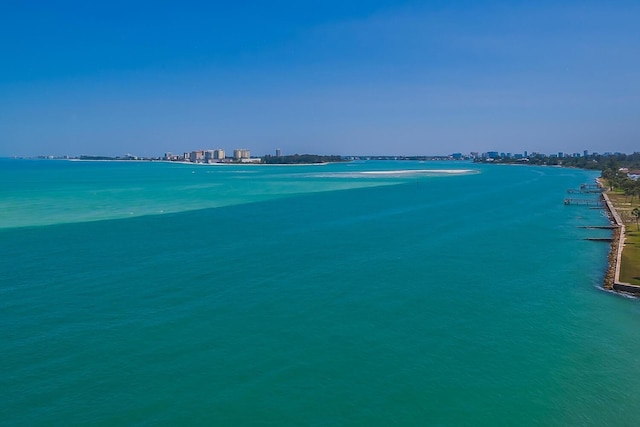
[{"left": 599, "top": 180, "right": 640, "bottom": 295}]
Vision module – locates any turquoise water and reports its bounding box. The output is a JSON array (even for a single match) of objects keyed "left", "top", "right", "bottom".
[{"left": 2, "top": 159, "right": 640, "bottom": 426}]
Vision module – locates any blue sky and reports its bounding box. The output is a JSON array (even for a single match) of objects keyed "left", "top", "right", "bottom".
[{"left": 1, "top": 0, "right": 639, "bottom": 157}]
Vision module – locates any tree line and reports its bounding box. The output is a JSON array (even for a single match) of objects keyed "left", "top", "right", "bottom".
[{"left": 262, "top": 154, "right": 344, "bottom": 164}]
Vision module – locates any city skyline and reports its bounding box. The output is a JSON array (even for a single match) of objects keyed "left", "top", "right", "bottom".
[
  {"left": 27, "top": 146, "right": 638, "bottom": 162},
  {"left": 1, "top": 1, "right": 639, "bottom": 157}
]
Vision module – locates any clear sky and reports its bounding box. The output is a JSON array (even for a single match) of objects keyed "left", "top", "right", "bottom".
[{"left": 1, "top": 0, "right": 639, "bottom": 157}]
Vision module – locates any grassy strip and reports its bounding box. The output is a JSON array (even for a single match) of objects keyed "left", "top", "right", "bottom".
[
  {"left": 605, "top": 190, "right": 640, "bottom": 285},
  {"left": 620, "top": 229, "right": 640, "bottom": 285}
]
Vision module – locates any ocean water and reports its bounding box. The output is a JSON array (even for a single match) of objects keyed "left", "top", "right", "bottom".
[{"left": 2, "top": 159, "right": 640, "bottom": 426}]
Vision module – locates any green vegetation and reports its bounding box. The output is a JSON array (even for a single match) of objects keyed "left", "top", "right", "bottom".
[
  {"left": 633, "top": 208, "right": 640, "bottom": 231},
  {"left": 606, "top": 190, "right": 640, "bottom": 286},
  {"left": 563, "top": 152, "right": 640, "bottom": 170},
  {"left": 620, "top": 229, "right": 640, "bottom": 286},
  {"left": 79, "top": 155, "right": 119, "bottom": 160},
  {"left": 601, "top": 167, "right": 640, "bottom": 197},
  {"left": 262, "top": 154, "right": 345, "bottom": 164},
  {"left": 475, "top": 152, "right": 640, "bottom": 170}
]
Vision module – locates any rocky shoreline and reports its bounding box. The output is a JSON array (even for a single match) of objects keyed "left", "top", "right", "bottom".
[{"left": 603, "top": 225, "right": 621, "bottom": 290}]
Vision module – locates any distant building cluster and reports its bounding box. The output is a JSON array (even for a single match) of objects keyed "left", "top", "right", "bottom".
[
  {"left": 472, "top": 149, "right": 621, "bottom": 162},
  {"left": 164, "top": 148, "right": 261, "bottom": 163},
  {"left": 476, "top": 150, "right": 592, "bottom": 161}
]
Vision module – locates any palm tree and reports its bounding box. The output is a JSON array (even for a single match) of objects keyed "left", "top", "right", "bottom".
[
  {"left": 619, "top": 178, "right": 636, "bottom": 201},
  {"left": 632, "top": 207, "right": 640, "bottom": 231},
  {"left": 623, "top": 182, "right": 638, "bottom": 203}
]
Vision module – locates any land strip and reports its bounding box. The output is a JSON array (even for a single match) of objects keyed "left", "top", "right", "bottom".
[{"left": 600, "top": 183, "right": 640, "bottom": 294}]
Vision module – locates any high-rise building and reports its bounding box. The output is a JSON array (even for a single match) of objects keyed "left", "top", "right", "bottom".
[
  {"left": 190, "top": 150, "right": 205, "bottom": 163},
  {"left": 276, "top": 148, "right": 282, "bottom": 157},
  {"left": 233, "top": 149, "right": 250, "bottom": 160},
  {"left": 214, "top": 149, "right": 225, "bottom": 160}
]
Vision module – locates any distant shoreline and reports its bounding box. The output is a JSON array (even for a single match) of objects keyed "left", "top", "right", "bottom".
[{"left": 20, "top": 155, "right": 346, "bottom": 166}]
